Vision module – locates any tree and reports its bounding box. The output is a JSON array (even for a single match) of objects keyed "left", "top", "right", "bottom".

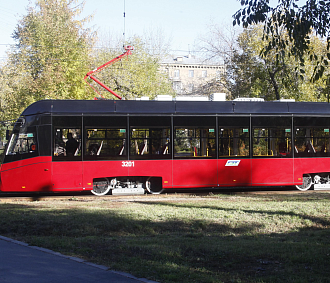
[
  {"left": 87, "top": 36, "right": 175, "bottom": 100},
  {"left": 233, "top": 0, "right": 330, "bottom": 82},
  {"left": 234, "top": 25, "right": 329, "bottom": 101},
  {"left": 0, "top": 0, "right": 95, "bottom": 120},
  {"left": 199, "top": 23, "right": 329, "bottom": 101},
  {"left": 198, "top": 22, "right": 240, "bottom": 64},
  {"left": 235, "top": 25, "right": 302, "bottom": 100},
  {"left": 197, "top": 23, "right": 242, "bottom": 97}
]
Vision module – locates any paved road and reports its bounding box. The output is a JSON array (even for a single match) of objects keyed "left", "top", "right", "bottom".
[{"left": 0, "top": 236, "right": 157, "bottom": 283}]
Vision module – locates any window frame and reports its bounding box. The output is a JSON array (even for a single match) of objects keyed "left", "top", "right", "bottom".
[
  {"left": 129, "top": 116, "right": 171, "bottom": 160},
  {"left": 218, "top": 116, "right": 250, "bottom": 158},
  {"left": 294, "top": 116, "right": 330, "bottom": 157},
  {"left": 52, "top": 116, "right": 82, "bottom": 162},
  {"left": 174, "top": 116, "right": 216, "bottom": 159},
  {"left": 252, "top": 116, "right": 292, "bottom": 158}
]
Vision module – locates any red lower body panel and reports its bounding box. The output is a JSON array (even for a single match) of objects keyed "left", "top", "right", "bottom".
[
  {"left": 218, "top": 159, "right": 251, "bottom": 186},
  {"left": 173, "top": 159, "right": 217, "bottom": 188},
  {"left": 1, "top": 157, "right": 330, "bottom": 192},
  {"left": 52, "top": 162, "right": 83, "bottom": 190},
  {"left": 0, "top": 157, "right": 52, "bottom": 192},
  {"left": 252, "top": 158, "right": 294, "bottom": 186}
]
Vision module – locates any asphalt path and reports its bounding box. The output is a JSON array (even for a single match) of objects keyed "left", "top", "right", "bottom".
[{"left": 0, "top": 236, "right": 157, "bottom": 283}]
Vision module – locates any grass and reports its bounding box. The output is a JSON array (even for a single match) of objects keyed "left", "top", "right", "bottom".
[{"left": 0, "top": 191, "right": 330, "bottom": 282}]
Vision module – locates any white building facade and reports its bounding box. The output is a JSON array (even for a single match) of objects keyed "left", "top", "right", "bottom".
[{"left": 160, "top": 54, "right": 226, "bottom": 96}]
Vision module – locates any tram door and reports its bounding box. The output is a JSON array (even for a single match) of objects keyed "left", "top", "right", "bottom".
[
  {"left": 218, "top": 117, "right": 251, "bottom": 186},
  {"left": 52, "top": 117, "right": 83, "bottom": 190},
  {"left": 173, "top": 116, "right": 218, "bottom": 188},
  {"left": 251, "top": 116, "right": 294, "bottom": 185}
]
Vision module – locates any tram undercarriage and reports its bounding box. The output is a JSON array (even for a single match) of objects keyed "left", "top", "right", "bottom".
[
  {"left": 92, "top": 176, "right": 163, "bottom": 196},
  {"left": 92, "top": 171, "right": 330, "bottom": 196},
  {"left": 296, "top": 172, "right": 330, "bottom": 191}
]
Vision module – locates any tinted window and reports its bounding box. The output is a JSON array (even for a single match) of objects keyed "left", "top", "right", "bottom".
[
  {"left": 294, "top": 117, "right": 330, "bottom": 157},
  {"left": 3, "top": 116, "right": 39, "bottom": 163},
  {"left": 130, "top": 116, "right": 171, "bottom": 160},
  {"left": 85, "top": 128, "right": 127, "bottom": 160},
  {"left": 6, "top": 127, "right": 37, "bottom": 156},
  {"left": 53, "top": 116, "right": 82, "bottom": 161},
  {"left": 252, "top": 116, "right": 292, "bottom": 157},
  {"left": 174, "top": 116, "right": 216, "bottom": 159},
  {"left": 219, "top": 116, "right": 250, "bottom": 158},
  {"left": 83, "top": 116, "right": 127, "bottom": 160}
]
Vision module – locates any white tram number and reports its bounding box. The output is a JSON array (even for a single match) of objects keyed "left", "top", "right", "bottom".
[{"left": 122, "top": 161, "right": 135, "bottom": 167}]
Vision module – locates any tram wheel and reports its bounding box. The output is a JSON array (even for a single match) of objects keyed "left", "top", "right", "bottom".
[
  {"left": 146, "top": 177, "right": 163, "bottom": 194},
  {"left": 92, "top": 178, "right": 111, "bottom": 196},
  {"left": 295, "top": 174, "right": 313, "bottom": 191}
]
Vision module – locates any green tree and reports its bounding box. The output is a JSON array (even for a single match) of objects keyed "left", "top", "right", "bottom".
[
  {"left": 233, "top": 0, "right": 330, "bottom": 82},
  {"left": 235, "top": 25, "right": 300, "bottom": 100},
  {"left": 87, "top": 37, "right": 175, "bottom": 100},
  {"left": 230, "top": 25, "right": 329, "bottom": 101},
  {"left": 0, "top": 0, "right": 95, "bottom": 120},
  {"left": 200, "top": 23, "right": 329, "bottom": 101}
]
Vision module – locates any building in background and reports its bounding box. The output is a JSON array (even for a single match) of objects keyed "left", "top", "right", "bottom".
[{"left": 160, "top": 54, "right": 226, "bottom": 96}]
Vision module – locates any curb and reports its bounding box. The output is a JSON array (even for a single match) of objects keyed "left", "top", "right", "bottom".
[{"left": 0, "top": 235, "right": 158, "bottom": 283}]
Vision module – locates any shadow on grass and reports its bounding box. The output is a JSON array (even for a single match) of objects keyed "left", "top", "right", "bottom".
[{"left": 0, "top": 201, "right": 329, "bottom": 283}]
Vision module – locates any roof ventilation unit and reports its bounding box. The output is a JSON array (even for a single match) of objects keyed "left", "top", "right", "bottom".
[
  {"left": 210, "top": 93, "right": 226, "bottom": 101},
  {"left": 233, "top": 97, "right": 264, "bottom": 102}
]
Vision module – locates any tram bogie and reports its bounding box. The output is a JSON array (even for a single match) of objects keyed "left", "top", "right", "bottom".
[
  {"left": 313, "top": 173, "right": 330, "bottom": 189},
  {"left": 92, "top": 176, "right": 163, "bottom": 196},
  {"left": 310, "top": 173, "right": 330, "bottom": 190},
  {"left": 294, "top": 172, "right": 330, "bottom": 191}
]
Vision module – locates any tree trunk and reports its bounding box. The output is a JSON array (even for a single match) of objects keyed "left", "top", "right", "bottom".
[{"left": 268, "top": 69, "right": 280, "bottom": 100}]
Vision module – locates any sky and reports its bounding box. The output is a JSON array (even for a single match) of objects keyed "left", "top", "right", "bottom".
[{"left": 0, "top": 0, "right": 243, "bottom": 60}]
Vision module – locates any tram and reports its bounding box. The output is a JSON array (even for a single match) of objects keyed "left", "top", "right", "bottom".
[{"left": 1, "top": 99, "right": 330, "bottom": 195}]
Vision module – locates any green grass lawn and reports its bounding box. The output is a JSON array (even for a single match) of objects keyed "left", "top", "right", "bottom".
[{"left": 0, "top": 191, "right": 329, "bottom": 282}]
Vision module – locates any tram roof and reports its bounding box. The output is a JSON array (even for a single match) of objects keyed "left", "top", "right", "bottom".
[{"left": 21, "top": 99, "right": 330, "bottom": 116}]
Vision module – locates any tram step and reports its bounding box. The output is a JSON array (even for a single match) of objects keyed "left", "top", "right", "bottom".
[
  {"left": 314, "top": 184, "right": 330, "bottom": 190},
  {"left": 112, "top": 187, "right": 145, "bottom": 195}
]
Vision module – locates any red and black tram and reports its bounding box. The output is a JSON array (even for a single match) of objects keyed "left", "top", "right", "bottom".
[{"left": 1, "top": 99, "right": 330, "bottom": 195}]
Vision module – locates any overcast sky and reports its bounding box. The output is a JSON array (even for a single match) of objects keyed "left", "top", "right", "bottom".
[{"left": 0, "top": 0, "right": 243, "bottom": 60}]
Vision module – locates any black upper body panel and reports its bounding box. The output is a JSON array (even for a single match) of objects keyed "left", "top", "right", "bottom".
[{"left": 21, "top": 99, "right": 330, "bottom": 116}]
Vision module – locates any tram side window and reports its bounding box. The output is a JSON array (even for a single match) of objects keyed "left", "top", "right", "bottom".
[
  {"left": 85, "top": 128, "right": 127, "bottom": 159},
  {"left": 293, "top": 117, "right": 330, "bottom": 157},
  {"left": 53, "top": 128, "right": 81, "bottom": 159},
  {"left": 129, "top": 116, "right": 171, "bottom": 160},
  {"left": 130, "top": 128, "right": 171, "bottom": 159},
  {"left": 174, "top": 128, "right": 216, "bottom": 158},
  {"left": 252, "top": 117, "right": 292, "bottom": 158},
  {"left": 295, "top": 128, "right": 330, "bottom": 157},
  {"left": 6, "top": 127, "right": 37, "bottom": 156},
  {"left": 174, "top": 116, "right": 216, "bottom": 159},
  {"left": 219, "top": 128, "right": 249, "bottom": 157}
]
